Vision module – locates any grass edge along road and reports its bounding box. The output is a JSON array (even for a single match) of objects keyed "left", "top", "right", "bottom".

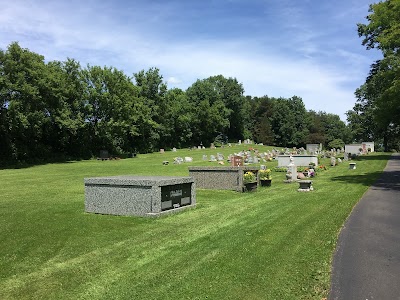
[{"left": 0, "top": 148, "right": 390, "bottom": 299}]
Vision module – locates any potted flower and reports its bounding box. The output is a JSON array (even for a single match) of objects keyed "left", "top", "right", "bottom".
[
  {"left": 259, "top": 169, "right": 272, "bottom": 187},
  {"left": 243, "top": 171, "right": 257, "bottom": 191}
]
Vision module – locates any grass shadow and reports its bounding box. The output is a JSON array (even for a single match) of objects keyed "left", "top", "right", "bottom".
[
  {"left": 331, "top": 168, "right": 400, "bottom": 192},
  {"left": 330, "top": 171, "right": 384, "bottom": 187},
  {"left": 351, "top": 153, "right": 393, "bottom": 162},
  {"left": 0, "top": 158, "right": 81, "bottom": 170}
]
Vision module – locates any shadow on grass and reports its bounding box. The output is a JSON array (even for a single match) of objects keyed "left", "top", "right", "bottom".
[
  {"left": 351, "top": 153, "right": 393, "bottom": 162},
  {"left": 330, "top": 171, "right": 384, "bottom": 187},
  {"left": 331, "top": 154, "right": 400, "bottom": 192},
  {"left": 0, "top": 158, "right": 80, "bottom": 170}
]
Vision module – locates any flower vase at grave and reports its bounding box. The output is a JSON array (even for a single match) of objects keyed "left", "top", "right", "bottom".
[
  {"left": 244, "top": 181, "right": 258, "bottom": 192},
  {"left": 260, "top": 179, "right": 272, "bottom": 187},
  {"left": 243, "top": 171, "right": 257, "bottom": 192}
]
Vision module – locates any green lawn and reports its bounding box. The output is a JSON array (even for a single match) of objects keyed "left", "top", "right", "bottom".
[{"left": 0, "top": 146, "right": 390, "bottom": 299}]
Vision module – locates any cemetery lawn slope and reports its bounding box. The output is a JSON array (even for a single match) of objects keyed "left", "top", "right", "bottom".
[{"left": 0, "top": 148, "right": 390, "bottom": 299}]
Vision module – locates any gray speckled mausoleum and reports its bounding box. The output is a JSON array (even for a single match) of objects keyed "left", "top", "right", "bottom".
[
  {"left": 84, "top": 176, "right": 196, "bottom": 217},
  {"left": 188, "top": 166, "right": 260, "bottom": 192}
]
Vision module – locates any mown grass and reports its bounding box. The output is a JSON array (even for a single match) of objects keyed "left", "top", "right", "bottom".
[{"left": 0, "top": 146, "right": 391, "bottom": 299}]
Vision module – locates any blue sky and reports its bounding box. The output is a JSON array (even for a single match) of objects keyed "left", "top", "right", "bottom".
[{"left": 1, "top": 0, "right": 381, "bottom": 121}]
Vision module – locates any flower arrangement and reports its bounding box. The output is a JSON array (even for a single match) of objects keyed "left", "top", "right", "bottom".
[
  {"left": 243, "top": 171, "right": 256, "bottom": 183},
  {"left": 259, "top": 169, "right": 272, "bottom": 180},
  {"left": 314, "top": 164, "right": 327, "bottom": 173}
]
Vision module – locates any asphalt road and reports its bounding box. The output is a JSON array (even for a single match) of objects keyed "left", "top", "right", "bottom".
[{"left": 330, "top": 153, "right": 400, "bottom": 300}]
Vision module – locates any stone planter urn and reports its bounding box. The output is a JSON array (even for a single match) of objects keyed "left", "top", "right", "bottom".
[
  {"left": 349, "top": 163, "right": 357, "bottom": 170},
  {"left": 244, "top": 181, "right": 258, "bottom": 192},
  {"left": 260, "top": 179, "right": 272, "bottom": 187},
  {"left": 298, "top": 180, "right": 313, "bottom": 192}
]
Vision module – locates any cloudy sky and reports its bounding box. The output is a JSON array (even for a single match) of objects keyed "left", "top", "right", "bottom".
[{"left": 1, "top": 0, "right": 381, "bottom": 120}]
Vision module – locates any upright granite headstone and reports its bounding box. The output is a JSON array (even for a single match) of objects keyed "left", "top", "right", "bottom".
[
  {"left": 231, "top": 155, "right": 243, "bottom": 166},
  {"left": 99, "top": 150, "right": 109, "bottom": 160}
]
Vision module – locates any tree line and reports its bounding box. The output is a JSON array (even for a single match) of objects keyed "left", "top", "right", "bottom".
[{"left": 1, "top": 42, "right": 352, "bottom": 164}]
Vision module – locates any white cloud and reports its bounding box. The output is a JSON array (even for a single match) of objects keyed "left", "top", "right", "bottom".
[
  {"left": 166, "top": 77, "right": 182, "bottom": 85},
  {"left": 0, "top": 0, "right": 378, "bottom": 121}
]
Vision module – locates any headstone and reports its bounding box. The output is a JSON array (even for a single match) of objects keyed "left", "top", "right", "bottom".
[
  {"left": 209, "top": 155, "right": 217, "bottom": 162},
  {"left": 260, "top": 165, "right": 266, "bottom": 170},
  {"left": 344, "top": 152, "right": 349, "bottom": 161},
  {"left": 247, "top": 156, "right": 254, "bottom": 163},
  {"left": 185, "top": 157, "right": 193, "bottom": 162},
  {"left": 160, "top": 149, "right": 165, "bottom": 154},
  {"left": 174, "top": 157, "right": 183, "bottom": 164},
  {"left": 210, "top": 143, "right": 216, "bottom": 149},
  {"left": 238, "top": 140, "right": 241, "bottom": 145},
  {"left": 202, "top": 155, "right": 208, "bottom": 161},
  {"left": 330, "top": 157, "right": 336, "bottom": 166},
  {"left": 99, "top": 150, "right": 109, "bottom": 160},
  {"left": 337, "top": 158, "right": 342, "bottom": 163},
  {"left": 172, "top": 147, "right": 177, "bottom": 152},
  {"left": 198, "top": 146, "right": 201, "bottom": 150},
  {"left": 231, "top": 155, "right": 243, "bottom": 166},
  {"left": 253, "top": 156, "right": 259, "bottom": 163},
  {"left": 217, "top": 153, "right": 224, "bottom": 161}
]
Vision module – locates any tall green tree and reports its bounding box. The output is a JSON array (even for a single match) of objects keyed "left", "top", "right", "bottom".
[
  {"left": 0, "top": 42, "right": 51, "bottom": 161},
  {"left": 251, "top": 96, "right": 275, "bottom": 145},
  {"left": 204, "top": 75, "right": 247, "bottom": 140},
  {"left": 133, "top": 67, "right": 167, "bottom": 151},
  {"left": 306, "top": 110, "right": 327, "bottom": 145},
  {"left": 318, "top": 112, "right": 351, "bottom": 146},
  {"left": 186, "top": 77, "right": 231, "bottom": 145},
  {"left": 160, "top": 88, "right": 193, "bottom": 148},
  {"left": 357, "top": 0, "right": 400, "bottom": 150},
  {"left": 270, "top": 96, "right": 309, "bottom": 147},
  {"left": 82, "top": 65, "right": 140, "bottom": 155}
]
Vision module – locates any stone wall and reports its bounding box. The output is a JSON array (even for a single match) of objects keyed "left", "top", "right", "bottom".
[{"left": 188, "top": 166, "right": 260, "bottom": 192}]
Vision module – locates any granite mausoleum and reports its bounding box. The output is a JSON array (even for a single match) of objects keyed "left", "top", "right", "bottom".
[
  {"left": 188, "top": 166, "right": 260, "bottom": 192},
  {"left": 85, "top": 176, "right": 196, "bottom": 217}
]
